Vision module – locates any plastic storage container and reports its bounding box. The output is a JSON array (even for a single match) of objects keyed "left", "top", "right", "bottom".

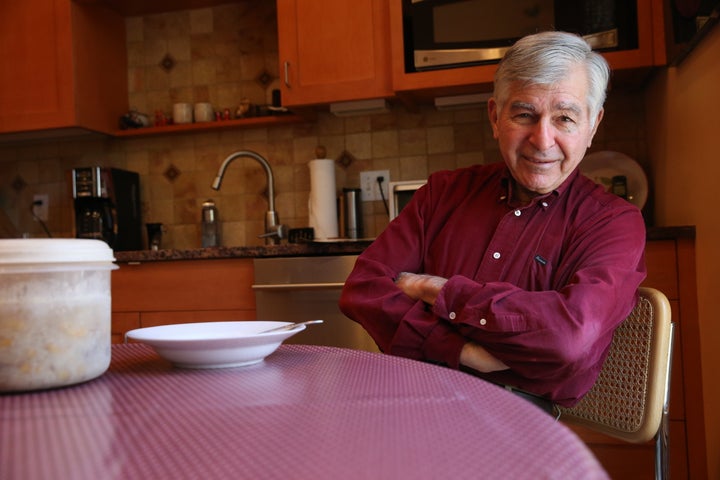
[{"left": 0, "top": 239, "right": 117, "bottom": 392}]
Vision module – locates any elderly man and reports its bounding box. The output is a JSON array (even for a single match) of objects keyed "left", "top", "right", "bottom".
[{"left": 339, "top": 31, "right": 646, "bottom": 410}]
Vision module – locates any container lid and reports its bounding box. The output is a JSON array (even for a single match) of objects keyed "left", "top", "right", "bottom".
[{"left": 0, "top": 239, "right": 116, "bottom": 265}]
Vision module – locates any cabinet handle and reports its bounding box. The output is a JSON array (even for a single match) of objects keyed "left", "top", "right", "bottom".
[
  {"left": 284, "top": 61, "right": 290, "bottom": 88},
  {"left": 252, "top": 282, "right": 344, "bottom": 291}
]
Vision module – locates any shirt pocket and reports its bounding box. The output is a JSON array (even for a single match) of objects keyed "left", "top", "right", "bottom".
[{"left": 525, "top": 253, "right": 555, "bottom": 291}]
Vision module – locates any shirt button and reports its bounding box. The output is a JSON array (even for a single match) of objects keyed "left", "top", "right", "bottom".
[
  {"left": 449, "top": 312, "right": 456, "bottom": 320},
  {"left": 514, "top": 210, "right": 521, "bottom": 216},
  {"left": 541, "top": 201, "right": 548, "bottom": 207},
  {"left": 492, "top": 252, "right": 501, "bottom": 259},
  {"left": 479, "top": 318, "right": 487, "bottom": 326}
]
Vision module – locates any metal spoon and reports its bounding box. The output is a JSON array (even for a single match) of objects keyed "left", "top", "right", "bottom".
[{"left": 259, "top": 319, "right": 324, "bottom": 334}]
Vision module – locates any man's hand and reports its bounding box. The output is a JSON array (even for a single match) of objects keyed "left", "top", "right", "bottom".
[
  {"left": 460, "top": 342, "right": 509, "bottom": 373},
  {"left": 395, "top": 272, "right": 447, "bottom": 305}
]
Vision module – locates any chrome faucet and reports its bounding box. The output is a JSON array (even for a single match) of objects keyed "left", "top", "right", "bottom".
[{"left": 211, "top": 150, "right": 287, "bottom": 245}]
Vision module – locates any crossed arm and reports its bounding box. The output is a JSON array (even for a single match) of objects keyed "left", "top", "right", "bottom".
[{"left": 395, "top": 272, "right": 509, "bottom": 373}]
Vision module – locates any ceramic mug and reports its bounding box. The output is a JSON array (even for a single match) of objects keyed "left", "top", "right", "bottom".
[
  {"left": 173, "top": 103, "right": 193, "bottom": 124},
  {"left": 194, "top": 103, "right": 214, "bottom": 123}
]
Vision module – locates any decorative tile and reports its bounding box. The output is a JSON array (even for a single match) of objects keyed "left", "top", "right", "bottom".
[
  {"left": 11, "top": 176, "right": 26, "bottom": 192},
  {"left": 336, "top": 150, "right": 356, "bottom": 169},
  {"left": 164, "top": 164, "right": 181, "bottom": 182},
  {"left": 255, "top": 69, "right": 274, "bottom": 89},
  {"left": 159, "top": 53, "right": 176, "bottom": 72}
]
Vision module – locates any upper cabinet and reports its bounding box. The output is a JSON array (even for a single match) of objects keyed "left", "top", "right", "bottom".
[
  {"left": 276, "top": 0, "right": 393, "bottom": 107},
  {"left": 0, "top": 0, "right": 128, "bottom": 137},
  {"left": 0, "top": 0, "right": 671, "bottom": 140},
  {"left": 388, "top": 0, "right": 668, "bottom": 101}
]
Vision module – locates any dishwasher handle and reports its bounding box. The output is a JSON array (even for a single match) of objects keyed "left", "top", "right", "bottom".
[{"left": 252, "top": 282, "right": 345, "bottom": 291}]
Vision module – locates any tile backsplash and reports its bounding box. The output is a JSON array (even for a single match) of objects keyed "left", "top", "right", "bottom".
[{"left": 0, "top": 3, "right": 648, "bottom": 249}]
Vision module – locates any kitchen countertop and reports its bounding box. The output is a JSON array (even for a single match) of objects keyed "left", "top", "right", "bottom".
[
  {"left": 113, "top": 226, "right": 695, "bottom": 263},
  {"left": 114, "top": 239, "right": 375, "bottom": 263}
]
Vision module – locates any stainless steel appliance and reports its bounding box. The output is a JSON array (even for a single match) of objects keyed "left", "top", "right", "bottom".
[
  {"left": 403, "top": 0, "right": 638, "bottom": 71},
  {"left": 72, "top": 167, "right": 142, "bottom": 251},
  {"left": 253, "top": 255, "right": 379, "bottom": 352}
]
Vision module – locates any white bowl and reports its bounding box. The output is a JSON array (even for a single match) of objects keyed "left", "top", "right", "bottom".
[{"left": 125, "top": 321, "right": 306, "bottom": 368}]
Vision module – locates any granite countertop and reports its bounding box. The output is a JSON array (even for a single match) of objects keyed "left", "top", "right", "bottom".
[
  {"left": 113, "top": 226, "right": 695, "bottom": 264},
  {"left": 114, "top": 239, "right": 375, "bottom": 263}
]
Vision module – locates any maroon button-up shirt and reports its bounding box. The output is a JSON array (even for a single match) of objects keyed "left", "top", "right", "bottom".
[{"left": 339, "top": 162, "right": 647, "bottom": 406}]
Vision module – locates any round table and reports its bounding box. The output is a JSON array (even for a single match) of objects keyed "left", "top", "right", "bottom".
[{"left": 1, "top": 344, "right": 608, "bottom": 479}]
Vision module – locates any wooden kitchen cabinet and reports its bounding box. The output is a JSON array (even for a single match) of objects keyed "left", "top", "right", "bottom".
[
  {"left": 276, "top": 0, "right": 393, "bottom": 107},
  {"left": 0, "top": 0, "right": 127, "bottom": 136},
  {"left": 564, "top": 234, "right": 706, "bottom": 480},
  {"left": 388, "top": 0, "right": 668, "bottom": 100},
  {"left": 111, "top": 258, "right": 256, "bottom": 343}
]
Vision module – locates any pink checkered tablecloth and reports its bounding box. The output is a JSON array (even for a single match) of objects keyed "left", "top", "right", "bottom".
[{"left": 1, "top": 344, "right": 607, "bottom": 479}]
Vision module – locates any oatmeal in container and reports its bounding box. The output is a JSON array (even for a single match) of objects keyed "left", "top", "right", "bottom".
[{"left": 0, "top": 239, "right": 117, "bottom": 392}]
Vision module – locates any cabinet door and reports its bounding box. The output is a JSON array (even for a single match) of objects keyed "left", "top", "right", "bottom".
[
  {"left": 277, "top": 0, "right": 392, "bottom": 106},
  {"left": 112, "top": 259, "right": 256, "bottom": 313},
  {"left": 0, "top": 0, "right": 127, "bottom": 135},
  {"left": 0, "top": 0, "right": 75, "bottom": 132}
]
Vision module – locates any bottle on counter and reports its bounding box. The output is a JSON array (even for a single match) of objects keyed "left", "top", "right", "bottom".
[{"left": 201, "top": 199, "right": 220, "bottom": 247}]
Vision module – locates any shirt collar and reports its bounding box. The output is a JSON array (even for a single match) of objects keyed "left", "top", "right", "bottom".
[{"left": 499, "top": 167, "right": 580, "bottom": 208}]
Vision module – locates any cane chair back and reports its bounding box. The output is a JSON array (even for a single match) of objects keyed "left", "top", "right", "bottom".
[{"left": 558, "top": 287, "right": 674, "bottom": 479}]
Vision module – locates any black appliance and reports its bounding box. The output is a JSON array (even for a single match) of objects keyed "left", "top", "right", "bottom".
[
  {"left": 72, "top": 167, "right": 142, "bottom": 251},
  {"left": 403, "top": 0, "right": 639, "bottom": 72}
]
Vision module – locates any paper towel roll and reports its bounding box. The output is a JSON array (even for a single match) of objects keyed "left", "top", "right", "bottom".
[{"left": 308, "top": 159, "right": 339, "bottom": 240}]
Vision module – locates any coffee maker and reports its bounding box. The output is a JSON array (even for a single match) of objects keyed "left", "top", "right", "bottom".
[{"left": 72, "top": 167, "right": 142, "bottom": 251}]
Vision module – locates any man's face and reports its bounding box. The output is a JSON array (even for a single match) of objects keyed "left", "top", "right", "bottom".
[{"left": 488, "top": 65, "right": 603, "bottom": 197}]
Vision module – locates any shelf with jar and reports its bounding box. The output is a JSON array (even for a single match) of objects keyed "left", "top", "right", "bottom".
[{"left": 113, "top": 113, "right": 307, "bottom": 138}]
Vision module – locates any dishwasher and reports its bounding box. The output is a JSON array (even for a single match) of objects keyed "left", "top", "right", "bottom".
[{"left": 252, "top": 255, "right": 379, "bottom": 352}]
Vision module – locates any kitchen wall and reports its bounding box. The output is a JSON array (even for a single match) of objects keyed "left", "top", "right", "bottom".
[
  {"left": 645, "top": 25, "right": 720, "bottom": 479},
  {"left": 0, "top": 3, "right": 648, "bottom": 249}
]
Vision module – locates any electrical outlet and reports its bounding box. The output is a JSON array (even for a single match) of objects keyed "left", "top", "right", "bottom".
[
  {"left": 33, "top": 194, "right": 49, "bottom": 222},
  {"left": 359, "top": 170, "right": 390, "bottom": 202}
]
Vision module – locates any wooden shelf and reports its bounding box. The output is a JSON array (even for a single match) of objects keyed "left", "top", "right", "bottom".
[{"left": 113, "top": 114, "right": 306, "bottom": 138}]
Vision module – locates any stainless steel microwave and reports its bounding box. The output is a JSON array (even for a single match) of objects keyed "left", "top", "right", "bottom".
[
  {"left": 389, "top": 180, "right": 427, "bottom": 220},
  {"left": 403, "top": 0, "right": 639, "bottom": 72}
]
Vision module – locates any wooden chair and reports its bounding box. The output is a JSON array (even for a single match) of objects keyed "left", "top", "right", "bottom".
[{"left": 558, "top": 287, "right": 674, "bottom": 480}]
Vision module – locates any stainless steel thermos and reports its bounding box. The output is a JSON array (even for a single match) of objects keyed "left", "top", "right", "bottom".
[
  {"left": 342, "top": 188, "right": 363, "bottom": 239},
  {"left": 201, "top": 199, "right": 220, "bottom": 247}
]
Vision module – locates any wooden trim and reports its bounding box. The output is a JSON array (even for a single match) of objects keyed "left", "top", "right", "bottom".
[{"left": 676, "top": 237, "right": 707, "bottom": 479}]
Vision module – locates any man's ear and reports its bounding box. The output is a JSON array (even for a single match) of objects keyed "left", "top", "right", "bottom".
[
  {"left": 488, "top": 98, "right": 500, "bottom": 140},
  {"left": 588, "top": 107, "right": 604, "bottom": 147}
]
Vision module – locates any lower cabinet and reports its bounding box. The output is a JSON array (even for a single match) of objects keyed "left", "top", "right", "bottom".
[
  {"left": 111, "top": 258, "right": 256, "bottom": 343},
  {"left": 564, "top": 236, "right": 705, "bottom": 480}
]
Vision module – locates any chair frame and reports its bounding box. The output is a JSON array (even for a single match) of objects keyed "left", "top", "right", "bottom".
[{"left": 558, "top": 287, "right": 674, "bottom": 480}]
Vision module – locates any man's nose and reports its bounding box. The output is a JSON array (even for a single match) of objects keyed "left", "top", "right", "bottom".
[{"left": 529, "top": 120, "right": 556, "bottom": 151}]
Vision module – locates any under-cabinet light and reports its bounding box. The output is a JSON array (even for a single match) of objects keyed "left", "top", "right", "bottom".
[
  {"left": 330, "top": 99, "right": 389, "bottom": 117},
  {"left": 434, "top": 93, "right": 492, "bottom": 111}
]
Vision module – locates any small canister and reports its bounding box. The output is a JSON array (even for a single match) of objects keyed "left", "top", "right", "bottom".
[
  {"left": 201, "top": 199, "right": 220, "bottom": 247},
  {"left": 0, "top": 239, "right": 117, "bottom": 392},
  {"left": 342, "top": 188, "right": 363, "bottom": 239}
]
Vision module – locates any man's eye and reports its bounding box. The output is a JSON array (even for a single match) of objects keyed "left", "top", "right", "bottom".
[
  {"left": 513, "top": 113, "right": 534, "bottom": 122},
  {"left": 559, "top": 115, "right": 576, "bottom": 123}
]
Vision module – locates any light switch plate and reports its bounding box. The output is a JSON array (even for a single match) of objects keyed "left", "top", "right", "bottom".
[
  {"left": 33, "top": 194, "right": 49, "bottom": 222},
  {"left": 360, "top": 170, "right": 390, "bottom": 202}
]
